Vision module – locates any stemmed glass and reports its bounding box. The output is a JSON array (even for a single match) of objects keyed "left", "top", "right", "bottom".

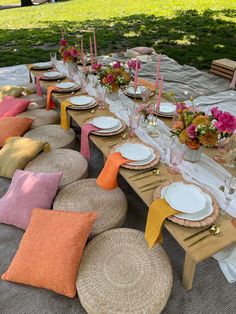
[
  {"left": 140, "top": 87, "right": 152, "bottom": 104},
  {"left": 223, "top": 176, "right": 236, "bottom": 214},
  {"left": 148, "top": 103, "right": 160, "bottom": 138},
  {"left": 50, "top": 52, "right": 57, "bottom": 69},
  {"left": 128, "top": 106, "right": 140, "bottom": 137},
  {"left": 95, "top": 84, "right": 106, "bottom": 110},
  {"left": 167, "top": 144, "right": 184, "bottom": 174}
]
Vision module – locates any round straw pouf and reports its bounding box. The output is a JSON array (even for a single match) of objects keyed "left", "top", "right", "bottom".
[
  {"left": 23, "top": 94, "right": 46, "bottom": 110},
  {"left": 53, "top": 179, "right": 127, "bottom": 237},
  {"left": 17, "top": 109, "right": 59, "bottom": 128},
  {"left": 77, "top": 228, "right": 173, "bottom": 314},
  {"left": 25, "top": 149, "right": 88, "bottom": 188},
  {"left": 24, "top": 125, "right": 76, "bottom": 149}
]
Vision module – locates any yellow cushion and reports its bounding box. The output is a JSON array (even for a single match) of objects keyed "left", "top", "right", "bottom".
[
  {"left": 0, "top": 137, "right": 47, "bottom": 178},
  {"left": 0, "top": 85, "right": 32, "bottom": 101}
]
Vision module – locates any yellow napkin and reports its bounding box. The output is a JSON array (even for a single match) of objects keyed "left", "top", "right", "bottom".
[
  {"left": 145, "top": 198, "right": 180, "bottom": 248},
  {"left": 60, "top": 100, "right": 71, "bottom": 130}
]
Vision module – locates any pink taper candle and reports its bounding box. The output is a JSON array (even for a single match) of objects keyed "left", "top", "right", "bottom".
[
  {"left": 89, "top": 37, "right": 94, "bottom": 64},
  {"left": 134, "top": 58, "right": 139, "bottom": 91},
  {"left": 81, "top": 37, "right": 85, "bottom": 67},
  {"left": 93, "top": 29, "right": 97, "bottom": 58},
  {"left": 155, "top": 54, "right": 161, "bottom": 89},
  {"left": 156, "top": 75, "right": 163, "bottom": 112},
  {"left": 61, "top": 28, "right": 64, "bottom": 40}
]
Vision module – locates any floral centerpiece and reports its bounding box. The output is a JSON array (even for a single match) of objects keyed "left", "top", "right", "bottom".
[
  {"left": 171, "top": 103, "right": 236, "bottom": 161},
  {"left": 136, "top": 103, "right": 154, "bottom": 128},
  {"left": 59, "top": 38, "right": 80, "bottom": 75}
]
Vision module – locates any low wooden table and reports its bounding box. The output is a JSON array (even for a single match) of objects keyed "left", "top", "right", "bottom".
[{"left": 30, "top": 68, "right": 236, "bottom": 290}]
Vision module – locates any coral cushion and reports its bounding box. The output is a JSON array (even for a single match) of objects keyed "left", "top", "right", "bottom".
[
  {"left": 0, "top": 136, "right": 48, "bottom": 178},
  {"left": 1, "top": 208, "right": 97, "bottom": 298},
  {"left": 0, "top": 117, "right": 33, "bottom": 147},
  {"left": 0, "top": 170, "right": 62, "bottom": 229},
  {"left": 0, "top": 96, "right": 30, "bottom": 118}
]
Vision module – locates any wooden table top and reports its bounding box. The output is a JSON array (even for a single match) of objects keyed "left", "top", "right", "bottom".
[{"left": 31, "top": 68, "right": 236, "bottom": 263}]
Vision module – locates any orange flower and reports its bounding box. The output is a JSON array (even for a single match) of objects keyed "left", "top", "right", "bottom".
[
  {"left": 192, "top": 115, "right": 210, "bottom": 126},
  {"left": 173, "top": 121, "right": 184, "bottom": 130},
  {"left": 111, "top": 82, "right": 119, "bottom": 92},
  {"left": 199, "top": 131, "right": 218, "bottom": 147},
  {"left": 179, "top": 129, "right": 189, "bottom": 144},
  {"left": 187, "top": 140, "right": 200, "bottom": 150}
]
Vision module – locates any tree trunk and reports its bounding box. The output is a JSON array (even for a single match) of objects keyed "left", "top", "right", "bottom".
[{"left": 21, "top": 0, "right": 33, "bottom": 6}]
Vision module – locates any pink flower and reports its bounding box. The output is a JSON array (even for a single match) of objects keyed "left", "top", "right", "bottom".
[
  {"left": 176, "top": 102, "right": 187, "bottom": 113},
  {"left": 69, "top": 47, "right": 79, "bottom": 58},
  {"left": 63, "top": 50, "right": 70, "bottom": 58},
  {"left": 215, "top": 112, "right": 236, "bottom": 134},
  {"left": 92, "top": 62, "right": 102, "bottom": 71},
  {"left": 211, "top": 107, "right": 222, "bottom": 120},
  {"left": 107, "top": 74, "right": 114, "bottom": 83},
  {"left": 60, "top": 38, "right": 68, "bottom": 46},
  {"left": 127, "top": 59, "right": 141, "bottom": 70},
  {"left": 113, "top": 61, "right": 121, "bottom": 69},
  {"left": 187, "top": 124, "right": 197, "bottom": 139}
]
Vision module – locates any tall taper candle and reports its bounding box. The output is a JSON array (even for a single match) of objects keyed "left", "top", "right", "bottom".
[
  {"left": 134, "top": 58, "right": 139, "bottom": 91},
  {"left": 156, "top": 75, "right": 163, "bottom": 112},
  {"left": 155, "top": 54, "right": 161, "bottom": 89},
  {"left": 93, "top": 29, "right": 97, "bottom": 58},
  {"left": 61, "top": 28, "right": 64, "bottom": 40},
  {"left": 81, "top": 37, "right": 85, "bottom": 66},
  {"left": 89, "top": 37, "right": 94, "bottom": 64}
]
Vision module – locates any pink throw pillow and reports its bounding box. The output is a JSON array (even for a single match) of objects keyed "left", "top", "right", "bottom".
[
  {"left": 0, "top": 96, "right": 31, "bottom": 119},
  {"left": 0, "top": 170, "right": 62, "bottom": 229},
  {"left": 131, "top": 47, "right": 155, "bottom": 55}
]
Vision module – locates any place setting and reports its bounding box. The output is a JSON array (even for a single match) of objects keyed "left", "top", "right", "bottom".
[
  {"left": 29, "top": 62, "right": 53, "bottom": 71},
  {"left": 40, "top": 71, "right": 66, "bottom": 81},
  {"left": 54, "top": 82, "right": 80, "bottom": 93},
  {"left": 157, "top": 102, "right": 176, "bottom": 118},
  {"left": 87, "top": 116, "right": 126, "bottom": 136},
  {"left": 67, "top": 95, "right": 97, "bottom": 110},
  {"left": 123, "top": 85, "right": 155, "bottom": 100}
]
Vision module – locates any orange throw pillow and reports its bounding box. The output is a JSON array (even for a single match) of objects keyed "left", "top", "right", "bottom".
[
  {"left": 0, "top": 117, "right": 33, "bottom": 147},
  {"left": 1, "top": 208, "right": 97, "bottom": 298}
]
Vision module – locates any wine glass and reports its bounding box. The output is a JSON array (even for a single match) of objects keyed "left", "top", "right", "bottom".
[
  {"left": 167, "top": 145, "right": 184, "bottom": 174},
  {"left": 140, "top": 87, "right": 152, "bottom": 104},
  {"left": 128, "top": 106, "right": 140, "bottom": 137},
  {"left": 148, "top": 103, "right": 160, "bottom": 138},
  {"left": 50, "top": 52, "right": 57, "bottom": 69},
  {"left": 95, "top": 84, "right": 106, "bottom": 110},
  {"left": 223, "top": 176, "right": 236, "bottom": 214}
]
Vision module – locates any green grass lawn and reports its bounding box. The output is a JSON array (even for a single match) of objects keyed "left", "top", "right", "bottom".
[{"left": 0, "top": 0, "right": 235, "bottom": 69}]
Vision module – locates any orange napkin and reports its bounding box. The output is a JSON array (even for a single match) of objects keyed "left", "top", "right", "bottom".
[
  {"left": 137, "top": 78, "right": 155, "bottom": 91},
  {"left": 145, "top": 198, "right": 180, "bottom": 248},
  {"left": 96, "top": 152, "right": 131, "bottom": 190},
  {"left": 46, "top": 86, "right": 59, "bottom": 110}
]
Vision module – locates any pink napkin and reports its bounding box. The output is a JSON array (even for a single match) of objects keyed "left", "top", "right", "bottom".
[
  {"left": 35, "top": 76, "right": 43, "bottom": 97},
  {"left": 80, "top": 123, "right": 101, "bottom": 160}
]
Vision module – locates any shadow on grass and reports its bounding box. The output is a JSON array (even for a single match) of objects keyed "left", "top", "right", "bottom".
[{"left": 0, "top": 9, "right": 235, "bottom": 69}]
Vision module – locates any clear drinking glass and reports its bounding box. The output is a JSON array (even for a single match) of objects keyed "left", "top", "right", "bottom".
[
  {"left": 140, "top": 87, "right": 152, "bottom": 104},
  {"left": 168, "top": 145, "right": 184, "bottom": 174},
  {"left": 128, "top": 112, "right": 141, "bottom": 137},
  {"left": 96, "top": 84, "right": 106, "bottom": 110},
  {"left": 50, "top": 52, "right": 57, "bottom": 69},
  {"left": 223, "top": 176, "right": 236, "bottom": 214}
]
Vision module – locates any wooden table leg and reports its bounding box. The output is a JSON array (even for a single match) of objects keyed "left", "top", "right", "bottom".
[{"left": 182, "top": 253, "right": 197, "bottom": 290}]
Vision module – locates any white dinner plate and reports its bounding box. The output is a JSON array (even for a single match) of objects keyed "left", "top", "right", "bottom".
[
  {"left": 161, "top": 186, "right": 213, "bottom": 221},
  {"left": 159, "top": 102, "right": 176, "bottom": 114},
  {"left": 117, "top": 143, "right": 152, "bottom": 161},
  {"left": 126, "top": 86, "right": 145, "bottom": 96},
  {"left": 116, "top": 148, "right": 156, "bottom": 166},
  {"left": 92, "top": 116, "right": 119, "bottom": 130},
  {"left": 32, "top": 62, "right": 52, "bottom": 69},
  {"left": 165, "top": 182, "right": 206, "bottom": 214},
  {"left": 70, "top": 96, "right": 94, "bottom": 106},
  {"left": 95, "top": 120, "right": 122, "bottom": 134},
  {"left": 56, "top": 82, "right": 77, "bottom": 89},
  {"left": 43, "top": 71, "right": 61, "bottom": 78}
]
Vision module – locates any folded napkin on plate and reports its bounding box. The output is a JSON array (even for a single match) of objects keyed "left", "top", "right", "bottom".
[
  {"left": 80, "top": 123, "right": 101, "bottom": 159},
  {"left": 145, "top": 198, "right": 180, "bottom": 248},
  {"left": 46, "top": 86, "right": 59, "bottom": 110},
  {"left": 35, "top": 76, "right": 43, "bottom": 97},
  {"left": 96, "top": 152, "right": 131, "bottom": 190},
  {"left": 60, "top": 100, "right": 71, "bottom": 130}
]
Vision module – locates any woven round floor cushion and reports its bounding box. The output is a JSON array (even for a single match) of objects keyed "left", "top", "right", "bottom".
[
  {"left": 24, "top": 125, "right": 76, "bottom": 149},
  {"left": 77, "top": 228, "right": 173, "bottom": 314},
  {"left": 25, "top": 149, "right": 88, "bottom": 188},
  {"left": 17, "top": 109, "right": 59, "bottom": 128},
  {"left": 53, "top": 178, "right": 127, "bottom": 237},
  {"left": 22, "top": 94, "right": 46, "bottom": 110}
]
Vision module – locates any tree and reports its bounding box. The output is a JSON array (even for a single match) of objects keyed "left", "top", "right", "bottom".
[{"left": 21, "top": 0, "right": 33, "bottom": 6}]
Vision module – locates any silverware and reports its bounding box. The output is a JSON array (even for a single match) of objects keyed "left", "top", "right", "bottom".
[
  {"left": 129, "top": 168, "right": 158, "bottom": 178},
  {"left": 139, "top": 178, "right": 167, "bottom": 189},
  {"left": 132, "top": 169, "right": 160, "bottom": 181},
  {"left": 141, "top": 181, "right": 166, "bottom": 192},
  {"left": 188, "top": 225, "right": 221, "bottom": 247},
  {"left": 183, "top": 225, "right": 214, "bottom": 241}
]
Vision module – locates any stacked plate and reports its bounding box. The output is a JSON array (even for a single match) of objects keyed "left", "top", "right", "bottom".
[
  {"left": 31, "top": 62, "right": 52, "bottom": 70},
  {"left": 90, "top": 116, "right": 124, "bottom": 136},
  {"left": 42, "top": 71, "right": 65, "bottom": 80},
  {"left": 161, "top": 182, "right": 214, "bottom": 221},
  {"left": 115, "top": 143, "right": 158, "bottom": 168},
  {"left": 68, "top": 96, "right": 97, "bottom": 110},
  {"left": 124, "top": 86, "right": 154, "bottom": 99},
  {"left": 157, "top": 102, "right": 176, "bottom": 118},
  {"left": 55, "top": 82, "right": 80, "bottom": 93}
]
